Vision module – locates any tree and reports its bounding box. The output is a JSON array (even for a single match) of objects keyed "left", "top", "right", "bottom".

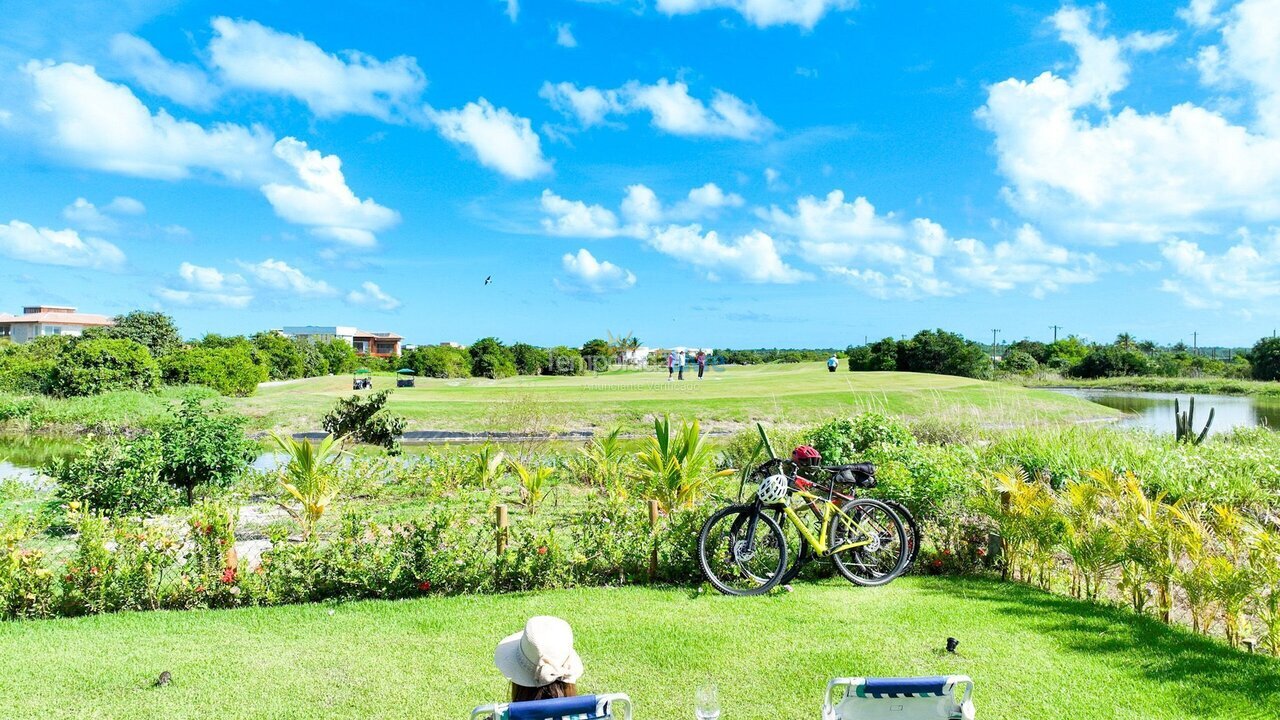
[
  {"left": 545, "top": 346, "right": 586, "bottom": 375},
  {"left": 321, "top": 390, "right": 407, "bottom": 455},
  {"left": 1000, "top": 348, "right": 1040, "bottom": 375},
  {"left": 1115, "top": 332, "right": 1135, "bottom": 350},
  {"left": 158, "top": 396, "right": 258, "bottom": 504},
  {"left": 469, "top": 337, "right": 517, "bottom": 379},
  {"left": 1045, "top": 336, "right": 1090, "bottom": 371},
  {"left": 401, "top": 345, "right": 471, "bottom": 378},
  {"left": 160, "top": 345, "right": 267, "bottom": 396},
  {"left": 580, "top": 338, "right": 611, "bottom": 372},
  {"left": 89, "top": 311, "right": 182, "bottom": 357},
  {"left": 317, "top": 338, "right": 360, "bottom": 375},
  {"left": 899, "top": 329, "right": 992, "bottom": 379},
  {"left": 251, "top": 331, "right": 306, "bottom": 380},
  {"left": 511, "top": 343, "right": 549, "bottom": 375},
  {"left": 1251, "top": 337, "right": 1280, "bottom": 381},
  {"left": 292, "top": 337, "right": 329, "bottom": 378},
  {"left": 50, "top": 338, "right": 159, "bottom": 396},
  {"left": 1069, "top": 346, "right": 1153, "bottom": 378},
  {"left": 1007, "top": 339, "right": 1049, "bottom": 364}
]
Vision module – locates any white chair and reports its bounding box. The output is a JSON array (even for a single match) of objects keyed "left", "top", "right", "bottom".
[
  {"left": 823, "top": 676, "right": 975, "bottom": 720},
  {"left": 470, "top": 693, "right": 633, "bottom": 720}
]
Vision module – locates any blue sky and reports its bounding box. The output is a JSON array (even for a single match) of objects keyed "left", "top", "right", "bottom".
[{"left": 2, "top": 0, "right": 1279, "bottom": 348}]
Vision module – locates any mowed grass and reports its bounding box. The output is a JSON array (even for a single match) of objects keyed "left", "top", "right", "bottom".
[
  {"left": 0, "top": 577, "right": 1274, "bottom": 720},
  {"left": 234, "top": 363, "right": 1118, "bottom": 433}
]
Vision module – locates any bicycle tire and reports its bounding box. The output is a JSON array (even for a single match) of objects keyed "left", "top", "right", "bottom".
[
  {"left": 697, "top": 504, "right": 789, "bottom": 596},
  {"left": 881, "top": 499, "right": 921, "bottom": 571},
  {"left": 829, "top": 498, "right": 909, "bottom": 587}
]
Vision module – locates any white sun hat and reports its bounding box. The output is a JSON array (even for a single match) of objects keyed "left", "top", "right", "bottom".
[{"left": 494, "top": 616, "right": 585, "bottom": 688}]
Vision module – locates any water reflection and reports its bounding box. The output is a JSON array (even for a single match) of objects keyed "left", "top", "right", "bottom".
[{"left": 1050, "top": 388, "right": 1280, "bottom": 435}]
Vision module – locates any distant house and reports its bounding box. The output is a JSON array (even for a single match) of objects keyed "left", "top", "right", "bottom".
[
  {"left": 282, "top": 325, "right": 403, "bottom": 358},
  {"left": 0, "top": 305, "right": 114, "bottom": 344}
]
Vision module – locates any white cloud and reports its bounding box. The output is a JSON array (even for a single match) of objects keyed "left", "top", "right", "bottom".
[
  {"left": 1179, "top": 0, "right": 1223, "bottom": 28},
  {"left": 0, "top": 220, "right": 125, "bottom": 268},
  {"left": 542, "top": 79, "right": 773, "bottom": 139},
  {"left": 1160, "top": 230, "right": 1280, "bottom": 308},
  {"left": 347, "top": 281, "right": 402, "bottom": 310},
  {"left": 647, "top": 224, "right": 810, "bottom": 283},
  {"left": 61, "top": 196, "right": 146, "bottom": 233},
  {"left": 764, "top": 190, "right": 904, "bottom": 246},
  {"left": 541, "top": 183, "right": 742, "bottom": 237},
  {"left": 620, "top": 185, "right": 663, "bottom": 224},
  {"left": 239, "top": 258, "right": 337, "bottom": 296},
  {"left": 427, "top": 99, "right": 551, "bottom": 179},
  {"left": 1195, "top": 0, "right": 1280, "bottom": 134},
  {"left": 156, "top": 262, "right": 253, "bottom": 308},
  {"left": 110, "top": 33, "right": 220, "bottom": 110},
  {"left": 556, "top": 23, "right": 578, "bottom": 47},
  {"left": 654, "top": 0, "right": 857, "bottom": 29},
  {"left": 557, "top": 249, "right": 637, "bottom": 293},
  {"left": 261, "top": 138, "right": 400, "bottom": 247},
  {"left": 503, "top": 0, "right": 520, "bottom": 21},
  {"left": 541, "top": 189, "right": 631, "bottom": 237},
  {"left": 977, "top": 4, "right": 1280, "bottom": 243},
  {"left": 764, "top": 167, "right": 783, "bottom": 190},
  {"left": 208, "top": 17, "right": 426, "bottom": 120},
  {"left": 23, "top": 60, "right": 276, "bottom": 181},
  {"left": 948, "top": 225, "right": 1102, "bottom": 299}
]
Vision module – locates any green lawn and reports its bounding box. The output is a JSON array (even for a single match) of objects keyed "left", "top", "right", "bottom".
[
  {"left": 234, "top": 363, "right": 1117, "bottom": 434},
  {"left": 1, "top": 577, "right": 1274, "bottom": 720}
]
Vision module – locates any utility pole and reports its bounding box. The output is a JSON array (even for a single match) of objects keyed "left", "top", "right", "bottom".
[
  {"left": 1192, "top": 331, "right": 1198, "bottom": 356},
  {"left": 1050, "top": 324, "right": 1063, "bottom": 342},
  {"left": 991, "top": 329, "right": 1001, "bottom": 358}
]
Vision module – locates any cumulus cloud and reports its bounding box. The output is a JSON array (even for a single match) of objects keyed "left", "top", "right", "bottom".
[
  {"left": 239, "top": 258, "right": 337, "bottom": 296},
  {"left": 542, "top": 78, "right": 773, "bottom": 139},
  {"left": 22, "top": 60, "right": 276, "bottom": 181},
  {"left": 261, "top": 138, "right": 400, "bottom": 247},
  {"left": 208, "top": 17, "right": 426, "bottom": 120},
  {"left": 1160, "top": 230, "right": 1280, "bottom": 308},
  {"left": 0, "top": 220, "right": 125, "bottom": 268},
  {"left": 557, "top": 248, "right": 637, "bottom": 293},
  {"left": 156, "top": 262, "right": 253, "bottom": 308},
  {"left": 347, "top": 281, "right": 402, "bottom": 310},
  {"left": 427, "top": 99, "right": 551, "bottom": 179},
  {"left": 648, "top": 225, "right": 810, "bottom": 283},
  {"left": 541, "top": 190, "right": 631, "bottom": 238},
  {"left": 977, "top": 4, "right": 1280, "bottom": 242},
  {"left": 541, "top": 183, "right": 743, "bottom": 238},
  {"left": 654, "top": 0, "right": 857, "bottom": 29},
  {"left": 110, "top": 33, "right": 220, "bottom": 110}
]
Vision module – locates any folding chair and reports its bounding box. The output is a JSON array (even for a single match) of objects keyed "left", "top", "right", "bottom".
[
  {"left": 470, "top": 693, "right": 633, "bottom": 720},
  {"left": 823, "top": 676, "right": 975, "bottom": 720}
]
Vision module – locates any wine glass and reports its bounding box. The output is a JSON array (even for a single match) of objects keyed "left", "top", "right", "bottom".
[{"left": 695, "top": 682, "right": 721, "bottom": 719}]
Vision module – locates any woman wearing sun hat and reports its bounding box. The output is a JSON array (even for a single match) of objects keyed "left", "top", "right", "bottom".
[{"left": 495, "top": 616, "right": 585, "bottom": 702}]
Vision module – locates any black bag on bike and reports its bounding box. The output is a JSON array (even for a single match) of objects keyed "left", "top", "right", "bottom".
[{"left": 833, "top": 463, "right": 877, "bottom": 489}]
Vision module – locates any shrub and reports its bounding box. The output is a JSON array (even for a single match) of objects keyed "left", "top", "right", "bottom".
[
  {"left": 846, "top": 337, "right": 899, "bottom": 371},
  {"left": 1069, "top": 346, "right": 1153, "bottom": 378},
  {"left": 806, "top": 412, "right": 916, "bottom": 464},
  {"left": 469, "top": 337, "right": 517, "bottom": 379},
  {"left": 1251, "top": 337, "right": 1280, "bottom": 381},
  {"left": 59, "top": 509, "right": 181, "bottom": 615},
  {"left": 48, "top": 434, "right": 180, "bottom": 515},
  {"left": 0, "top": 519, "right": 56, "bottom": 620},
  {"left": 158, "top": 397, "right": 258, "bottom": 504},
  {"left": 89, "top": 311, "right": 181, "bottom": 357},
  {"left": 400, "top": 345, "right": 471, "bottom": 378},
  {"left": 1000, "top": 348, "right": 1039, "bottom": 375},
  {"left": 899, "top": 329, "right": 992, "bottom": 379},
  {"left": 293, "top": 337, "right": 330, "bottom": 378},
  {"left": 317, "top": 338, "right": 360, "bottom": 375},
  {"left": 0, "top": 344, "right": 54, "bottom": 394},
  {"left": 321, "top": 390, "right": 407, "bottom": 454},
  {"left": 49, "top": 338, "right": 159, "bottom": 396},
  {"left": 161, "top": 345, "right": 267, "bottom": 396},
  {"left": 511, "top": 343, "right": 549, "bottom": 375},
  {"left": 544, "top": 346, "right": 586, "bottom": 376},
  {"left": 251, "top": 331, "right": 305, "bottom": 381}
]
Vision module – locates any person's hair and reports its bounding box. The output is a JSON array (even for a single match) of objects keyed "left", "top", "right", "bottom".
[{"left": 511, "top": 681, "right": 577, "bottom": 703}]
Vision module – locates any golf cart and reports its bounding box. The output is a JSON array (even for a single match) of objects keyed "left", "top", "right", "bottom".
[
  {"left": 352, "top": 368, "right": 373, "bottom": 390},
  {"left": 396, "top": 368, "right": 416, "bottom": 388}
]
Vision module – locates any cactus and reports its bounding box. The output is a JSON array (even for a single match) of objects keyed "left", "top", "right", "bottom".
[{"left": 1174, "top": 396, "right": 1214, "bottom": 445}]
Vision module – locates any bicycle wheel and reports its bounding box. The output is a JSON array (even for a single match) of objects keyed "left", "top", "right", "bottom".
[
  {"left": 881, "top": 499, "right": 921, "bottom": 571},
  {"left": 829, "top": 498, "right": 908, "bottom": 587},
  {"left": 698, "top": 504, "right": 789, "bottom": 596}
]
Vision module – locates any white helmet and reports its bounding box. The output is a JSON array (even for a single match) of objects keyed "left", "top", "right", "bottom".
[{"left": 757, "top": 474, "right": 790, "bottom": 504}]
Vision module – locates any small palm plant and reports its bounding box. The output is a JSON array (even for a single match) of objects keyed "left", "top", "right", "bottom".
[
  {"left": 579, "top": 426, "right": 632, "bottom": 496},
  {"left": 1173, "top": 505, "right": 1219, "bottom": 635},
  {"left": 509, "top": 458, "right": 555, "bottom": 514},
  {"left": 472, "top": 444, "right": 506, "bottom": 490},
  {"left": 1251, "top": 525, "right": 1280, "bottom": 656},
  {"left": 1208, "top": 505, "right": 1260, "bottom": 648},
  {"left": 636, "top": 415, "right": 733, "bottom": 512},
  {"left": 1059, "top": 475, "right": 1121, "bottom": 600},
  {"left": 272, "top": 432, "right": 345, "bottom": 540},
  {"left": 978, "top": 467, "right": 1058, "bottom": 584}
]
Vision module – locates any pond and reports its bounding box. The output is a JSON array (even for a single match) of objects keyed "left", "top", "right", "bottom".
[{"left": 1049, "top": 388, "right": 1280, "bottom": 435}]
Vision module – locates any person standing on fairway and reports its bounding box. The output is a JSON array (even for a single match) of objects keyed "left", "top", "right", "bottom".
[
  {"left": 667, "top": 350, "right": 676, "bottom": 381},
  {"left": 697, "top": 350, "right": 707, "bottom": 379},
  {"left": 676, "top": 348, "right": 686, "bottom": 380},
  {"left": 828, "top": 354, "right": 839, "bottom": 372}
]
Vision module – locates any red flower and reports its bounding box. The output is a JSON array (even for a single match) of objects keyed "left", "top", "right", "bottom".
[
  {"left": 89, "top": 566, "right": 99, "bottom": 576},
  {"left": 220, "top": 567, "right": 237, "bottom": 584},
  {"left": 195, "top": 585, "right": 206, "bottom": 593},
  {"left": 977, "top": 548, "right": 987, "bottom": 557},
  {"left": 942, "top": 549, "right": 953, "bottom": 556},
  {"left": 417, "top": 580, "right": 431, "bottom": 592},
  {"left": 537, "top": 546, "right": 548, "bottom": 555},
  {"left": 931, "top": 559, "right": 943, "bottom": 569}
]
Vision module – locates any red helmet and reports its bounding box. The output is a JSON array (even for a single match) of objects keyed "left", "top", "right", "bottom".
[{"left": 791, "top": 445, "right": 821, "bottom": 466}]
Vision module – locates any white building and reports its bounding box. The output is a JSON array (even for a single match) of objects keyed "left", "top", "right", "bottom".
[{"left": 0, "top": 306, "right": 114, "bottom": 344}]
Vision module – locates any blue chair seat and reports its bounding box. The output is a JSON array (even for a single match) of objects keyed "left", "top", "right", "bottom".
[
  {"left": 861, "top": 676, "right": 950, "bottom": 698},
  {"left": 507, "top": 695, "right": 602, "bottom": 720}
]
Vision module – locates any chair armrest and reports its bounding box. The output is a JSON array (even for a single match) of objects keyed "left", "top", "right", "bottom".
[
  {"left": 598, "top": 693, "right": 633, "bottom": 720},
  {"left": 824, "top": 677, "right": 864, "bottom": 709},
  {"left": 470, "top": 703, "right": 504, "bottom": 720}
]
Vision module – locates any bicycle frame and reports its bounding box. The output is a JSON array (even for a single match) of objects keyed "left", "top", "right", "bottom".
[{"left": 775, "top": 488, "right": 873, "bottom": 557}]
